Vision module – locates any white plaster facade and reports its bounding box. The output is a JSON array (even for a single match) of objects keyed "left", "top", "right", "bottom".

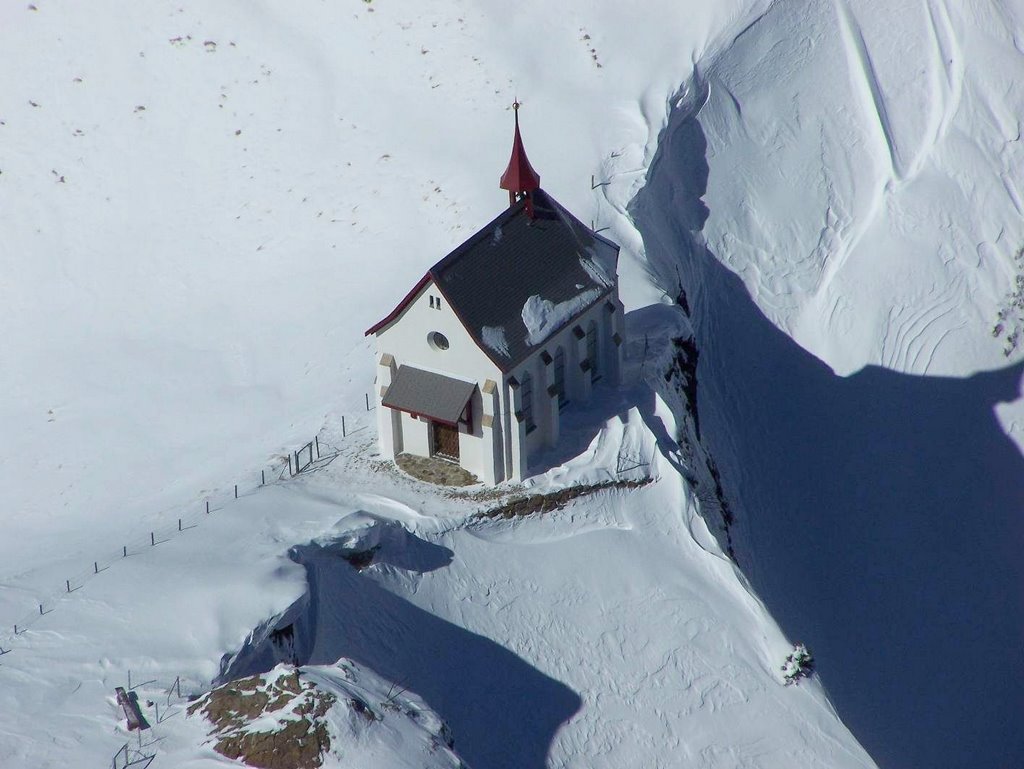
[{"left": 371, "top": 280, "right": 624, "bottom": 484}]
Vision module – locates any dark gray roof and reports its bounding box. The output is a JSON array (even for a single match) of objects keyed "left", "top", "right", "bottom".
[
  {"left": 429, "top": 189, "right": 618, "bottom": 371},
  {"left": 382, "top": 366, "right": 476, "bottom": 425}
]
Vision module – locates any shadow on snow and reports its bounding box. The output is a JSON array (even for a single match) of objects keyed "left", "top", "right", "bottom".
[
  {"left": 220, "top": 519, "right": 581, "bottom": 769},
  {"left": 631, "top": 93, "right": 1024, "bottom": 768},
  {"left": 524, "top": 378, "right": 680, "bottom": 482}
]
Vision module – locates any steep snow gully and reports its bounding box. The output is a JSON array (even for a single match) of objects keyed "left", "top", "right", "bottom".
[{"left": 629, "top": 80, "right": 1024, "bottom": 768}]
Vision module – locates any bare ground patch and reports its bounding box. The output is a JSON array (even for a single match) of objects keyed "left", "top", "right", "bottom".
[
  {"left": 477, "top": 479, "right": 652, "bottom": 520},
  {"left": 188, "top": 669, "right": 335, "bottom": 769},
  {"left": 394, "top": 453, "right": 479, "bottom": 487}
]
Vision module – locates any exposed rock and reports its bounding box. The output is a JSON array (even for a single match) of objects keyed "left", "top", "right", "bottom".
[{"left": 188, "top": 668, "right": 334, "bottom": 769}]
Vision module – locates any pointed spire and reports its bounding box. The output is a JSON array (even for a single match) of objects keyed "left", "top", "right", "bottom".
[{"left": 499, "top": 101, "right": 541, "bottom": 208}]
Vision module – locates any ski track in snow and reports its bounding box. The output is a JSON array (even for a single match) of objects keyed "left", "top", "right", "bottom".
[
  {"left": 835, "top": 0, "right": 961, "bottom": 185},
  {"left": 835, "top": 0, "right": 902, "bottom": 181},
  {"left": 923, "top": 0, "right": 963, "bottom": 162}
]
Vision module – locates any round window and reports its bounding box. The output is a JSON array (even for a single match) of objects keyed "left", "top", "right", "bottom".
[{"left": 428, "top": 331, "right": 450, "bottom": 351}]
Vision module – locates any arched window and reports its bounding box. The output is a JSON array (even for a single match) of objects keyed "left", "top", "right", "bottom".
[
  {"left": 554, "top": 347, "right": 569, "bottom": 409},
  {"left": 521, "top": 371, "right": 535, "bottom": 432},
  {"left": 586, "top": 321, "right": 599, "bottom": 382}
]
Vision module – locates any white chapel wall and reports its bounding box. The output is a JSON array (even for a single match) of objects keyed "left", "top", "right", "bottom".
[
  {"left": 505, "top": 295, "right": 621, "bottom": 473},
  {"left": 399, "top": 411, "right": 431, "bottom": 457},
  {"left": 376, "top": 281, "right": 502, "bottom": 385},
  {"left": 375, "top": 280, "right": 503, "bottom": 480},
  {"left": 375, "top": 279, "right": 622, "bottom": 484}
]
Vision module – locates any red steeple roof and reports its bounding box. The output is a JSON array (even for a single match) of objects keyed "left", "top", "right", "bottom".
[{"left": 499, "top": 102, "right": 540, "bottom": 204}]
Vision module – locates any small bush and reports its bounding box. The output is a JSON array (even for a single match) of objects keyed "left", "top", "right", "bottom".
[
  {"left": 993, "top": 246, "right": 1024, "bottom": 357},
  {"left": 781, "top": 643, "right": 814, "bottom": 685}
]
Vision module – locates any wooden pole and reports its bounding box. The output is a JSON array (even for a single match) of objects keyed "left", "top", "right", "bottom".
[
  {"left": 315, "top": 436, "right": 320, "bottom": 458},
  {"left": 234, "top": 484, "right": 238, "bottom": 499},
  {"left": 261, "top": 469, "right": 265, "bottom": 486},
  {"left": 178, "top": 518, "right": 182, "bottom": 531},
  {"left": 94, "top": 561, "right": 98, "bottom": 574},
  {"left": 342, "top": 415, "right": 346, "bottom": 437},
  {"left": 150, "top": 532, "right": 155, "bottom": 546},
  {"left": 365, "top": 392, "right": 370, "bottom": 411},
  {"left": 66, "top": 580, "right": 70, "bottom": 593},
  {"left": 123, "top": 545, "right": 127, "bottom": 558},
  {"left": 206, "top": 499, "right": 210, "bottom": 514}
]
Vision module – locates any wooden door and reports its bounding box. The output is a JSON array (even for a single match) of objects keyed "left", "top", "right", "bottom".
[{"left": 432, "top": 422, "right": 460, "bottom": 461}]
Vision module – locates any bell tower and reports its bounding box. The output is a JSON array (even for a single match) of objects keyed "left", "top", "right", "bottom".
[{"left": 499, "top": 102, "right": 541, "bottom": 212}]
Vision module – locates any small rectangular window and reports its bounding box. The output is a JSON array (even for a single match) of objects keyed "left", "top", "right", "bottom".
[
  {"left": 435, "top": 296, "right": 442, "bottom": 310},
  {"left": 429, "top": 296, "right": 435, "bottom": 309}
]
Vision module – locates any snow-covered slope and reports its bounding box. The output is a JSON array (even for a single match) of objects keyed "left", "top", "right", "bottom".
[
  {"left": 696, "top": 0, "right": 1024, "bottom": 378},
  {"left": 187, "top": 661, "right": 465, "bottom": 769},
  {"left": 0, "top": 411, "right": 876, "bottom": 768},
  {"left": 0, "top": 0, "right": 761, "bottom": 589},
  {"left": 627, "top": 2, "right": 1024, "bottom": 766}
]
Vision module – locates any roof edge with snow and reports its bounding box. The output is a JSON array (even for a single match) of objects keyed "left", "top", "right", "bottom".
[{"left": 366, "top": 189, "right": 620, "bottom": 372}]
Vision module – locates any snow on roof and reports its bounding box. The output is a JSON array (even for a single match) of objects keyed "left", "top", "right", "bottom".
[
  {"left": 368, "top": 189, "right": 618, "bottom": 370},
  {"left": 521, "top": 289, "right": 601, "bottom": 347},
  {"left": 481, "top": 325, "right": 510, "bottom": 357}
]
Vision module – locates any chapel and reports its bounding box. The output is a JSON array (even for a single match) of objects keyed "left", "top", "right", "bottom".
[{"left": 365, "top": 105, "right": 624, "bottom": 483}]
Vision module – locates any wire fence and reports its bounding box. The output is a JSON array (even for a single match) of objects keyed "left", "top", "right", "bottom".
[
  {"left": 0, "top": 393, "right": 377, "bottom": 658},
  {"left": 109, "top": 671, "right": 191, "bottom": 768},
  {"left": 0, "top": 393, "right": 379, "bottom": 765},
  {"left": 111, "top": 741, "right": 154, "bottom": 769}
]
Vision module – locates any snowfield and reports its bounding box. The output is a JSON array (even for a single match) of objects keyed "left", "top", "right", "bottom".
[
  {"left": 628, "top": 2, "right": 1024, "bottom": 766},
  {"left": 1, "top": 0, "right": 1022, "bottom": 767},
  {"left": 697, "top": 0, "right": 1024, "bottom": 378},
  {"left": 0, "top": 402, "right": 877, "bottom": 769}
]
